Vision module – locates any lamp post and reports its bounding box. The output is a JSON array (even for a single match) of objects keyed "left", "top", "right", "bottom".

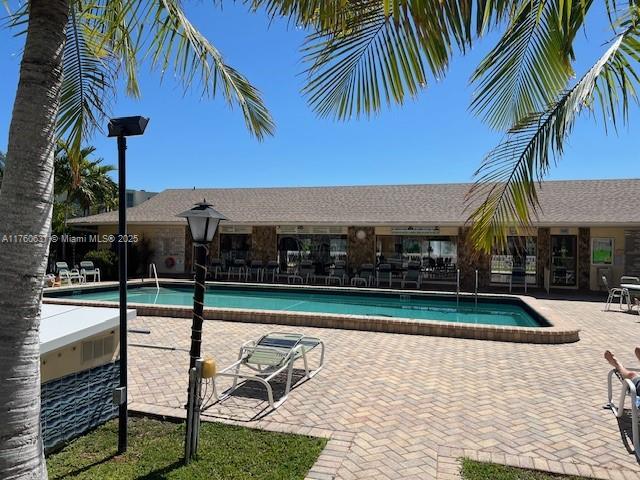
[
  {"left": 177, "top": 201, "right": 226, "bottom": 462},
  {"left": 107, "top": 116, "right": 149, "bottom": 454},
  {"left": 177, "top": 200, "right": 227, "bottom": 369}
]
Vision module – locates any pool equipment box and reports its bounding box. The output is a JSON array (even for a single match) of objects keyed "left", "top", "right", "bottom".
[{"left": 40, "top": 304, "right": 135, "bottom": 451}]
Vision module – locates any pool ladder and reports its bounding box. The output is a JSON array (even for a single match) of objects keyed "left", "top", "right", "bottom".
[{"left": 148, "top": 263, "right": 160, "bottom": 293}]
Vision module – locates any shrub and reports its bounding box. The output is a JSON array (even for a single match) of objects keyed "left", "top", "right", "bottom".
[{"left": 83, "top": 249, "right": 117, "bottom": 280}]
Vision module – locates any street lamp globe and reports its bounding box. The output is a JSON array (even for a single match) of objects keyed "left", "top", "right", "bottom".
[{"left": 177, "top": 200, "right": 227, "bottom": 243}]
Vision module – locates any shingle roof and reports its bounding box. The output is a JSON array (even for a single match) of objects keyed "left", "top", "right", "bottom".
[{"left": 68, "top": 179, "right": 640, "bottom": 227}]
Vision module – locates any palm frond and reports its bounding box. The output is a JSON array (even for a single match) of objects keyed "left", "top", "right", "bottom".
[
  {"left": 470, "top": 0, "right": 592, "bottom": 130},
  {"left": 58, "top": 3, "right": 118, "bottom": 177},
  {"left": 288, "top": 0, "right": 518, "bottom": 119},
  {"left": 301, "top": 2, "right": 429, "bottom": 119},
  {"left": 467, "top": 15, "right": 640, "bottom": 252},
  {"left": 251, "top": 0, "right": 515, "bottom": 39},
  {"left": 139, "top": 0, "right": 274, "bottom": 139}
]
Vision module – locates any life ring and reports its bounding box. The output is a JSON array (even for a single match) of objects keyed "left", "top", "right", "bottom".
[{"left": 164, "top": 256, "right": 176, "bottom": 269}]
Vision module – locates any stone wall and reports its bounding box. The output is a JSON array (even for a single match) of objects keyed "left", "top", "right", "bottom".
[
  {"left": 251, "top": 226, "right": 277, "bottom": 263},
  {"left": 208, "top": 230, "right": 220, "bottom": 261},
  {"left": 184, "top": 228, "right": 193, "bottom": 272},
  {"left": 537, "top": 228, "right": 550, "bottom": 287},
  {"left": 456, "top": 227, "right": 491, "bottom": 290},
  {"left": 578, "top": 227, "right": 590, "bottom": 290},
  {"left": 347, "top": 227, "right": 375, "bottom": 274},
  {"left": 185, "top": 229, "right": 220, "bottom": 272}
]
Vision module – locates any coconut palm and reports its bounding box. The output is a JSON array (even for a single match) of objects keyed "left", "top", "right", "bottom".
[
  {"left": 0, "top": 1, "right": 273, "bottom": 477},
  {"left": 53, "top": 142, "right": 117, "bottom": 237},
  {"left": 0, "top": 150, "right": 5, "bottom": 186},
  {"left": 259, "top": 0, "right": 640, "bottom": 251}
]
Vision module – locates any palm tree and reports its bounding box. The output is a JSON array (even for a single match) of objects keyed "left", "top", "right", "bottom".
[
  {"left": 0, "top": 1, "right": 273, "bottom": 477},
  {"left": 259, "top": 0, "right": 639, "bottom": 251},
  {"left": 54, "top": 143, "right": 117, "bottom": 222},
  {"left": 0, "top": 150, "right": 5, "bottom": 187}
]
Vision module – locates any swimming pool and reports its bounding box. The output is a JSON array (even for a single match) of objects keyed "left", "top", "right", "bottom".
[{"left": 46, "top": 284, "right": 546, "bottom": 327}]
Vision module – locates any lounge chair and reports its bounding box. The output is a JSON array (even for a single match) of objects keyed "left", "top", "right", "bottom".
[
  {"left": 264, "top": 261, "right": 279, "bottom": 283},
  {"left": 208, "top": 258, "right": 224, "bottom": 280},
  {"left": 603, "top": 276, "right": 630, "bottom": 311},
  {"left": 212, "top": 332, "right": 325, "bottom": 409},
  {"left": 326, "top": 261, "right": 347, "bottom": 286},
  {"left": 55, "top": 262, "right": 82, "bottom": 284},
  {"left": 607, "top": 367, "right": 640, "bottom": 460},
  {"left": 298, "top": 260, "right": 316, "bottom": 284},
  {"left": 228, "top": 259, "right": 247, "bottom": 281},
  {"left": 80, "top": 261, "right": 101, "bottom": 283},
  {"left": 377, "top": 263, "right": 392, "bottom": 287},
  {"left": 351, "top": 263, "right": 375, "bottom": 287},
  {"left": 401, "top": 262, "right": 422, "bottom": 289},
  {"left": 247, "top": 260, "right": 264, "bottom": 282}
]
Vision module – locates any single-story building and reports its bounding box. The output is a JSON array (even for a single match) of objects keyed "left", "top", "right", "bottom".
[{"left": 69, "top": 179, "right": 640, "bottom": 292}]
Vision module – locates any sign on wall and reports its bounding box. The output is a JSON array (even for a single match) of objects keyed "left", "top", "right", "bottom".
[
  {"left": 391, "top": 226, "right": 440, "bottom": 235},
  {"left": 592, "top": 238, "right": 613, "bottom": 265}
]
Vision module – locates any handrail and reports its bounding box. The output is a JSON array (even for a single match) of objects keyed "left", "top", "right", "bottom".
[
  {"left": 456, "top": 269, "right": 460, "bottom": 309},
  {"left": 148, "top": 263, "right": 160, "bottom": 292},
  {"left": 475, "top": 269, "right": 478, "bottom": 308}
]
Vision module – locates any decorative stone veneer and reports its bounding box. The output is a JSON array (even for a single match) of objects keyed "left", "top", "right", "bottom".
[
  {"left": 347, "top": 226, "right": 375, "bottom": 274},
  {"left": 207, "top": 231, "right": 220, "bottom": 262},
  {"left": 578, "top": 227, "right": 590, "bottom": 290},
  {"left": 184, "top": 228, "right": 193, "bottom": 272},
  {"left": 457, "top": 227, "right": 491, "bottom": 290},
  {"left": 185, "top": 229, "right": 221, "bottom": 272},
  {"left": 41, "top": 361, "right": 119, "bottom": 451},
  {"left": 537, "top": 228, "right": 550, "bottom": 287},
  {"left": 251, "top": 226, "right": 277, "bottom": 262}
]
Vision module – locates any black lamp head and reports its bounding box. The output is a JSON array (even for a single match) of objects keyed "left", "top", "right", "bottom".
[{"left": 107, "top": 116, "right": 149, "bottom": 137}]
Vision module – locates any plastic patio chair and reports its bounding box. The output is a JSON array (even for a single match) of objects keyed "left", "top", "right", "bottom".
[
  {"left": 80, "top": 261, "right": 101, "bottom": 283},
  {"left": 603, "top": 276, "right": 630, "bottom": 311}
]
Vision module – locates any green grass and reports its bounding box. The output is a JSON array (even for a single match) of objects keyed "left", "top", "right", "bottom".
[
  {"left": 47, "top": 417, "right": 327, "bottom": 479},
  {"left": 460, "top": 459, "right": 595, "bottom": 480}
]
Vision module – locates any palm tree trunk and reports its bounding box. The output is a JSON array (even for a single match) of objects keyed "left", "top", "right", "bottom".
[{"left": 0, "top": 1, "right": 69, "bottom": 478}]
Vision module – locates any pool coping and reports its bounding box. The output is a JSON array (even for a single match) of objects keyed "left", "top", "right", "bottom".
[{"left": 43, "top": 280, "right": 580, "bottom": 344}]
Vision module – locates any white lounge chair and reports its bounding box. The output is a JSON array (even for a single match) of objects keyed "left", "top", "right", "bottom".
[
  {"left": 56, "top": 262, "right": 82, "bottom": 284},
  {"left": 607, "top": 368, "right": 640, "bottom": 460},
  {"left": 212, "top": 332, "right": 324, "bottom": 409},
  {"left": 80, "top": 260, "right": 101, "bottom": 283}
]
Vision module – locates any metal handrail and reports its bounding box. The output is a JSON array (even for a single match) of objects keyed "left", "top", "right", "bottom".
[{"left": 148, "top": 263, "right": 159, "bottom": 292}]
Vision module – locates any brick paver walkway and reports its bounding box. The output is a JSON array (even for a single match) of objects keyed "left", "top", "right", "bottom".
[{"left": 127, "top": 298, "right": 640, "bottom": 479}]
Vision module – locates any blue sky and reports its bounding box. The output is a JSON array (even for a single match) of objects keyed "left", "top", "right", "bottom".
[{"left": 0, "top": 4, "right": 637, "bottom": 191}]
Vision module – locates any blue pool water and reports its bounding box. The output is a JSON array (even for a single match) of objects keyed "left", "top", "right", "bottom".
[{"left": 48, "top": 285, "right": 546, "bottom": 327}]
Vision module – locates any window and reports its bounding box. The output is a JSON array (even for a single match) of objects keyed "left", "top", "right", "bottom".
[
  {"left": 592, "top": 238, "right": 614, "bottom": 265},
  {"left": 277, "top": 235, "right": 348, "bottom": 274},
  {"left": 491, "top": 236, "right": 537, "bottom": 285},
  {"left": 220, "top": 234, "right": 251, "bottom": 264},
  {"left": 375, "top": 235, "right": 458, "bottom": 281},
  {"left": 551, "top": 235, "right": 577, "bottom": 287}
]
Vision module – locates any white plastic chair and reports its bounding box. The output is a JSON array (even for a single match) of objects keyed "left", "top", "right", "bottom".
[{"left": 603, "top": 276, "right": 630, "bottom": 311}]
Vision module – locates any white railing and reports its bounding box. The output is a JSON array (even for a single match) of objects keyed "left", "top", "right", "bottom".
[{"left": 148, "top": 263, "right": 160, "bottom": 292}]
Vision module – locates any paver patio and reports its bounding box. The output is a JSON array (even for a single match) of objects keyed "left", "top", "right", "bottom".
[{"left": 127, "top": 297, "right": 640, "bottom": 479}]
